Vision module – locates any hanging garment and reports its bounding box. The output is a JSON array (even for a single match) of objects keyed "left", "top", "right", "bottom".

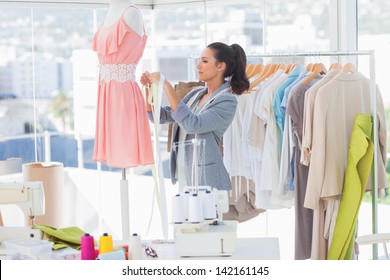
[
  {"left": 277, "top": 68, "right": 309, "bottom": 197},
  {"left": 223, "top": 94, "right": 253, "bottom": 215},
  {"left": 310, "top": 199, "right": 328, "bottom": 260},
  {"left": 223, "top": 176, "right": 265, "bottom": 223},
  {"left": 273, "top": 65, "right": 304, "bottom": 136},
  {"left": 223, "top": 93, "right": 248, "bottom": 180},
  {"left": 304, "top": 71, "right": 387, "bottom": 211},
  {"left": 92, "top": 5, "right": 154, "bottom": 168},
  {"left": 300, "top": 68, "right": 341, "bottom": 166},
  {"left": 286, "top": 75, "right": 324, "bottom": 260},
  {"left": 327, "top": 114, "right": 373, "bottom": 260},
  {"left": 280, "top": 69, "right": 308, "bottom": 113},
  {"left": 249, "top": 69, "right": 288, "bottom": 209},
  {"left": 241, "top": 91, "right": 257, "bottom": 180}
]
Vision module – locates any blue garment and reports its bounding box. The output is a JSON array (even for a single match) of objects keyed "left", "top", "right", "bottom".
[
  {"left": 273, "top": 65, "right": 304, "bottom": 135},
  {"left": 281, "top": 69, "right": 308, "bottom": 110}
]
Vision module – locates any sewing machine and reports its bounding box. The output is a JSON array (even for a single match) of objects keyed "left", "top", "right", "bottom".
[
  {"left": 0, "top": 181, "right": 45, "bottom": 242},
  {"left": 173, "top": 187, "right": 238, "bottom": 257}
]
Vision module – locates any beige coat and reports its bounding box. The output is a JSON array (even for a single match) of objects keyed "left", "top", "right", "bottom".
[{"left": 304, "top": 71, "right": 387, "bottom": 210}]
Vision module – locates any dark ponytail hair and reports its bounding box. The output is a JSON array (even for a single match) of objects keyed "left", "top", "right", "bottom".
[{"left": 207, "top": 42, "right": 250, "bottom": 95}]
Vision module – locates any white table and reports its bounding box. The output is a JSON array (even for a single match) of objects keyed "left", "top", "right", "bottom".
[
  {"left": 0, "top": 237, "right": 280, "bottom": 260},
  {"left": 141, "top": 237, "right": 280, "bottom": 260}
]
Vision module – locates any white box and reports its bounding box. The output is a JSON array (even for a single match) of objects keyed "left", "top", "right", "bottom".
[
  {"left": 174, "top": 220, "right": 237, "bottom": 257},
  {"left": 3, "top": 238, "right": 53, "bottom": 260}
]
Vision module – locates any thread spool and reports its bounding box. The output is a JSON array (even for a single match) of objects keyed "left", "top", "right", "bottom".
[
  {"left": 188, "top": 193, "right": 203, "bottom": 223},
  {"left": 203, "top": 190, "right": 217, "bottom": 220},
  {"left": 81, "top": 233, "right": 96, "bottom": 260},
  {"left": 182, "top": 191, "right": 190, "bottom": 221},
  {"left": 129, "top": 233, "right": 143, "bottom": 260},
  {"left": 172, "top": 194, "right": 186, "bottom": 224},
  {"left": 99, "top": 233, "right": 114, "bottom": 255}
]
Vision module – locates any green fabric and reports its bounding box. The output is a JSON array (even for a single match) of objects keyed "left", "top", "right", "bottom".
[
  {"left": 33, "top": 224, "right": 88, "bottom": 250},
  {"left": 327, "top": 114, "right": 374, "bottom": 260}
]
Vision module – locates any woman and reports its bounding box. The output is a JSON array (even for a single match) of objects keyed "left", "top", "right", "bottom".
[{"left": 140, "top": 42, "right": 250, "bottom": 191}]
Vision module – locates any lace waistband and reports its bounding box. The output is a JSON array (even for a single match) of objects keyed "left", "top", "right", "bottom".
[{"left": 99, "top": 64, "right": 136, "bottom": 83}]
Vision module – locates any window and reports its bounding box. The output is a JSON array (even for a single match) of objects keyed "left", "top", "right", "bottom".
[
  {"left": 0, "top": 1, "right": 339, "bottom": 173},
  {"left": 0, "top": 6, "right": 96, "bottom": 168}
]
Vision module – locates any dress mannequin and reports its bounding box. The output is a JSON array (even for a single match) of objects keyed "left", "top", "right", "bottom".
[
  {"left": 105, "top": 0, "right": 144, "bottom": 36},
  {"left": 93, "top": 0, "right": 154, "bottom": 239}
]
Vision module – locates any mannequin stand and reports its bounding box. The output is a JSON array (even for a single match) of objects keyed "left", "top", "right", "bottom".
[{"left": 120, "top": 168, "right": 130, "bottom": 240}]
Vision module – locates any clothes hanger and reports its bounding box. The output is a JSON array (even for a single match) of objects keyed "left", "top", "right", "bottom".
[
  {"left": 305, "top": 63, "right": 313, "bottom": 71},
  {"left": 246, "top": 64, "right": 255, "bottom": 77},
  {"left": 301, "top": 63, "right": 327, "bottom": 85},
  {"left": 310, "top": 62, "right": 318, "bottom": 71},
  {"left": 247, "top": 64, "right": 263, "bottom": 79},
  {"left": 342, "top": 62, "right": 357, "bottom": 73},
  {"left": 247, "top": 63, "right": 278, "bottom": 92},
  {"left": 251, "top": 64, "right": 264, "bottom": 77},
  {"left": 277, "top": 64, "right": 287, "bottom": 71},
  {"left": 285, "top": 63, "right": 296, "bottom": 74},
  {"left": 329, "top": 62, "right": 342, "bottom": 71}
]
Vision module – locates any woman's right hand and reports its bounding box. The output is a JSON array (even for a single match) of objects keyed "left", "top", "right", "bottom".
[
  {"left": 140, "top": 71, "right": 153, "bottom": 112},
  {"left": 140, "top": 71, "right": 152, "bottom": 87}
]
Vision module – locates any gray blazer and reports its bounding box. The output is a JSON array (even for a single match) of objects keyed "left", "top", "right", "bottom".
[{"left": 148, "top": 81, "right": 237, "bottom": 190}]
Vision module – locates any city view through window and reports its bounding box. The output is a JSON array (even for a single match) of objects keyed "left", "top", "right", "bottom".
[{"left": 0, "top": 0, "right": 389, "bottom": 180}]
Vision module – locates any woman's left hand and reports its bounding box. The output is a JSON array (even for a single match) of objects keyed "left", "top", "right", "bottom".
[{"left": 148, "top": 72, "right": 161, "bottom": 84}]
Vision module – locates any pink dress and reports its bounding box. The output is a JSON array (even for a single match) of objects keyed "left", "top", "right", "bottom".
[{"left": 92, "top": 6, "right": 154, "bottom": 168}]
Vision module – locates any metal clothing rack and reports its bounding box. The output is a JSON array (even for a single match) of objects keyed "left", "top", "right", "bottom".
[{"left": 247, "top": 50, "right": 379, "bottom": 259}]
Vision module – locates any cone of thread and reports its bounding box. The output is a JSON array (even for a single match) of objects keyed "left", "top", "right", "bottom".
[
  {"left": 81, "top": 233, "right": 96, "bottom": 260},
  {"left": 99, "top": 233, "right": 114, "bottom": 254}
]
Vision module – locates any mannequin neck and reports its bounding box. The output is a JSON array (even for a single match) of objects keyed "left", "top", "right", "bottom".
[
  {"left": 109, "top": 0, "right": 133, "bottom": 9},
  {"left": 104, "top": 0, "right": 143, "bottom": 36}
]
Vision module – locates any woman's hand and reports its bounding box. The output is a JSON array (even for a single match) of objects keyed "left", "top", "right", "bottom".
[
  {"left": 140, "top": 71, "right": 161, "bottom": 86},
  {"left": 140, "top": 71, "right": 178, "bottom": 110},
  {"left": 140, "top": 71, "right": 156, "bottom": 112},
  {"left": 140, "top": 71, "right": 151, "bottom": 86}
]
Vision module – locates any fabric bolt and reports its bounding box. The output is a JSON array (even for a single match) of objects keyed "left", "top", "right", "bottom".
[
  {"left": 327, "top": 114, "right": 373, "bottom": 260},
  {"left": 92, "top": 5, "right": 154, "bottom": 168}
]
